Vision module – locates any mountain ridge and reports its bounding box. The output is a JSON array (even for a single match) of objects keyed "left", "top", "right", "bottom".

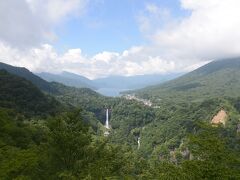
[
  {"left": 133, "top": 57, "right": 240, "bottom": 102},
  {"left": 0, "top": 62, "right": 58, "bottom": 94},
  {"left": 37, "top": 70, "right": 183, "bottom": 96},
  {"left": 37, "top": 71, "right": 96, "bottom": 89}
]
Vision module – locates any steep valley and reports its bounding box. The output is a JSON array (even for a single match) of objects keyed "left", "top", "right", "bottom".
[{"left": 0, "top": 59, "right": 240, "bottom": 179}]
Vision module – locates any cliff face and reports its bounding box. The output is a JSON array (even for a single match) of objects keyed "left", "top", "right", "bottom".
[{"left": 211, "top": 109, "right": 227, "bottom": 125}]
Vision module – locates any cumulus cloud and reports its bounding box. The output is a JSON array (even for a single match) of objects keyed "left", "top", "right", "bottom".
[
  {"left": 0, "top": 42, "right": 184, "bottom": 79},
  {"left": 151, "top": 0, "right": 240, "bottom": 61},
  {"left": 0, "top": 0, "right": 88, "bottom": 48},
  {"left": 1, "top": 0, "right": 240, "bottom": 78}
]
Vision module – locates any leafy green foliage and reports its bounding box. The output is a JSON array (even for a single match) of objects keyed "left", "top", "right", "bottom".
[
  {"left": 181, "top": 124, "right": 240, "bottom": 179},
  {"left": 144, "top": 124, "right": 240, "bottom": 179},
  {"left": 0, "top": 109, "right": 136, "bottom": 179},
  {"left": 51, "top": 82, "right": 112, "bottom": 123},
  {"left": 45, "top": 110, "right": 92, "bottom": 178},
  {"left": 109, "top": 99, "right": 155, "bottom": 150},
  {"left": 0, "top": 70, "right": 61, "bottom": 117},
  {"left": 0, "top": 108, "right": 45, "bottom": 179}
]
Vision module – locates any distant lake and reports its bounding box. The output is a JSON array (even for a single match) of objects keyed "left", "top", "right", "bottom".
[{"left": 96, "top": 88, "right": 131, "bottom": 97}]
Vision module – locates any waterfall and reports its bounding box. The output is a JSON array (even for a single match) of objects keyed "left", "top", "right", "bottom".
[
  {"left": 137, "top": 136, "right": 140, "bottom": 149},
  {"left": 104, "top": 108, "right": 110, "bottom": 136},
  {"left": 105, "top": 108, "right": 110, "bottom": 129}
]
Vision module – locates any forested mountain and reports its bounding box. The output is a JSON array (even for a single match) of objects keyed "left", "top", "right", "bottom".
[
  {"left": 0, "top": 68, "right": 135, "bottom": 179},
  {"left": 50, "top": 82, "right": 112, "bottom": 129},
  {"left": 0, "top": 62, "right": 110, "bottom": 127},
  {"left": 0, "top": 70, "right": 61, "bottom": 117},
  {"left": 116, "top": 57, "right": 240, "bottom": 158},
  {"left": 37, "top": 71, "right": 96, "bottom": 89},
  {"left": 134, "top": 57, "right": 240, "bottom": 102},
  {"left": 0, "top": 60, "right": 240, "bottom": 179},
  {"left": 0, "top": 62, "right": 58, "bottom": 93},
  {"left": 109, "top": 58, "right": 240, "bottom": 170},
  {"left": 2, "top": 0, "right": 240, "bottom": 178}
]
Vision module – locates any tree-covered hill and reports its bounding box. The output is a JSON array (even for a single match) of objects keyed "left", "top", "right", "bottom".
[
  {"left": 115, "top": 57, "right": 240, "bottom": 158},
  {"left": 0, "top": 62, "right": 112, "bottom": 128},
  {"left": 0, "top": 70, "right": 61, "bottom": 117},
  {"left": 0, "top": 61, "right": 239, "bottom": 179},
  {"left": 134, "top": 57, "right": 240, "bottom": 103},
  {"left": 0, "top": 62, "right": 58, "bottom": 94}
]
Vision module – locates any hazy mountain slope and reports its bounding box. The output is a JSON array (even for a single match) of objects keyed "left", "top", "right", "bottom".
[
  {"left": 93, "top": 73, "right": 182, "bottom": 89},
  {"left": 0, "top": 62, "right": 58, "bottom": 94},
  {"left": 37, "top": 71, "right": 96, "bottom": 89},
  {"left": 135, "top": 57, "right": 240, "bottom": 102},
  {"left": 0, "top": 70, "right": 61, "bottom": 117}
]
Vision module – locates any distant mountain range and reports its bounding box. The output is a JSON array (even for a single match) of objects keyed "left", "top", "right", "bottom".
[
  {"left": 37, "top": 71, "right": 182, "bottom": 96},
  {"left": 37, "top": 71, "right": 96, "bottom": 89},
  {"left": 92, "top": 73, "right": 183, "bottom": 89},
  {"left": 3, "top": 57, "right": 240, "bottom": 99},
  {"left": 133, "top": 57, "right": 240, "bottom": 102}
]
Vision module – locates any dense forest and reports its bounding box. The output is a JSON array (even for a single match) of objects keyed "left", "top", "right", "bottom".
[{"left": 0, "top": 60, "right": 240, "bottom": 179}]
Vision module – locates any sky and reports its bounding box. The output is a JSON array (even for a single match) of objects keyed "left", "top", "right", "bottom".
[{"left": 0, "top": 0, "right": 240, "bottom": 79}]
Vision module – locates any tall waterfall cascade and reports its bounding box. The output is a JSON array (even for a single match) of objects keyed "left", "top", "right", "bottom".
[
  {"left": 104, "top": 108, "right": 110, "bottom": 136},
  {"left": 105, "top": 109, "right": 110, "bottom": 129}
]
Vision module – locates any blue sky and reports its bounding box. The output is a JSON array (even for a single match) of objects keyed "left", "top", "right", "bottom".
[
  {"left": 54, "top": 0, "right": 187, "bottom": 55},
  {"left": 0, "top": 0, "right": 239, "bottom": 78}
]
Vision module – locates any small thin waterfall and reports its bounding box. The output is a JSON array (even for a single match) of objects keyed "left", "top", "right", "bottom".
[
  {"left": 105, "top": 109, "right": 110, "bottom": 129},
  {"left": 137, "top": 136, "right": 140, "bottom": 149}
]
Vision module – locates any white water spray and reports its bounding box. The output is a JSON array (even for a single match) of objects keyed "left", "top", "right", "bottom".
[{"left": 137, "top": 136, "right": 140, "bottom": 149}]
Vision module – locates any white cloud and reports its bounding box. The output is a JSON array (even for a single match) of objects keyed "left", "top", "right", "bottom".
[
  {"left": 151, "top": 0, "right": 240, "bottom": 61},
  {"left": 1, "top": 0, "right": 240, "bottom": 78},
  {"left": 0, "top": 0, "right": 88, "bottom": 48},
  {"left": 26, "top": 0, "right": 87, "bottom": 23},
  {"left": 93, "top": 51, "right": 119, "bottom": 63},
  {"left": 0, "top": 42, "right": 190, "bottom": 79},
  {"left": 60, "top": 49, "right": 86, "bottom": 63},
  {"left": 137, "top": 3, "right": 171, "bottom": 35}
]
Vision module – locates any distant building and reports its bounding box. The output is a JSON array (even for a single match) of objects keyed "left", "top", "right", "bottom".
[{"left": 124, "top": 94, "right": 153, "bottom": 107}]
